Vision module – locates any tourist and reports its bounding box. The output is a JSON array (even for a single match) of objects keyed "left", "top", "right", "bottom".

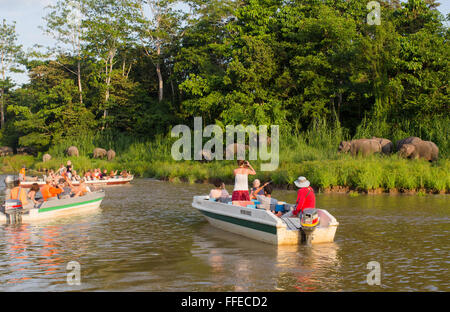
[
  {"left": 57, "top": 178, "right": 73, "bottom": 199},
  {"left": 58, "top": 164, "right": 65, "bottom": 175},
  {"left": 253, "top": 183, "right": 284, "bottom": 216},
  {"left": 292, "top": 176, "right": 315, "bottom": 218},
  {"left": 109, "top": 170, "right": 118, "bottom": 178},
  {"left": 209, "top": 178, "right": 230, "bottom": 201},
  {"left": 66, "top": 160, "right": 73, "bottom": 179},
  {"left": 231, "top": 160, "right": 256, "bottom": 201},
  {"left": 250, "top": 179, "right": 264, "bottom": 199},
  {"left": 6, "top": 177, "right": 32, "bottom": 209},
  {"left": 40, "top": 177, "right": 62, "bottom": 201},
  {"left": 72, "top": 170, "right": 81, "bottom": 181},
  {"left": 28, "top": 183, "right": 44, "bottom": 205},
  {"left": 73, "top": 180, "right": 91, "bottom": 197}
]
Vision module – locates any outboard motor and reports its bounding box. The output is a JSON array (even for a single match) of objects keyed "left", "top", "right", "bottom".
[
  {"left": 2, "top": 175, "right": 23, "bottom": 224},
  {"left": 300, "top": 208, "right": 320, "bottom": 245}
]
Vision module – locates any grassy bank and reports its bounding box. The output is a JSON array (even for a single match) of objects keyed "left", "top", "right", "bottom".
[{"left": 1, "top": 120, "right": 448, "bottom": 194}]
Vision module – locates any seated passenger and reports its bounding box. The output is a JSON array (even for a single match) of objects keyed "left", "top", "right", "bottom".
[
  {"left": 57, "top": 179, "right": 73, "bottom": 199},
  {"left": 40, "top": 177, "right": 62, "bottom": 201},
  {"left": 7, "top": 177, "right": 33, "bottom": 209},
  {"left": 102, "top": 169, "right": 109, "bottom": 180},
  {"left": 73, "top": 180, "right": 91, "bottom": 197},
  {"left": 250, "top": 179, "right": 265, "bottom": 199},
  {"left": 209, "top": 179, "right": 230, "bottom": 202},
  {"left": 254, "top": 183, "right": 283, "bottom": 217},
  {"left": 72, "top": 170, "right": 81, "bottom": 181},
  {"left": 109, "top": 170, "right": 118, "bottom": 178},
  {"left": 28, "top": 183, "right": 44, "bottom": 206},
  {"left": 120, "top": 170, "right": 129, "bottom": 178}
]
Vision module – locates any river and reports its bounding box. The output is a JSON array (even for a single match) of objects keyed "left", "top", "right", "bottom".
[{"left": 0, "top": 178, "right": 448, "bottom": 291}]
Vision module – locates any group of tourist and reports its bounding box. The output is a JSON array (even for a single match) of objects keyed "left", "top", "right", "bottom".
[
  {"left": 6, "top": 175, "right": 91, "bottom": 210},
  {"left": 8, "top": 160, "right": 132, "bottom": 209},
  {"left": 209, "top": 160, "right": 315, "bottom": 218},
  {"left": 39, "top": 162, "right": 131, "bottom": 183}
]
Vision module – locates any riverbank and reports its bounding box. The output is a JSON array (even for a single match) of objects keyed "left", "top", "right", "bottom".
[{"left": 1, "top": 154, "right": 448, "bottom": 194}]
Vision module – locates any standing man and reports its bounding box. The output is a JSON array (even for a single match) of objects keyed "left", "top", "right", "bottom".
[{"left": 292, "top": 176, "right": 315, "bottom": 218}]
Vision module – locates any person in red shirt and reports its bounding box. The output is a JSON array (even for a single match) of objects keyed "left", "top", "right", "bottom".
[{"left": 292, "top": 176, "right": 315, "bottom": 217}]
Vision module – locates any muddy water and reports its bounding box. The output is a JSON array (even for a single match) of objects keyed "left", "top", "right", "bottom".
[{"left": 0, "top": 178, "right": 448, "bottom": 291}]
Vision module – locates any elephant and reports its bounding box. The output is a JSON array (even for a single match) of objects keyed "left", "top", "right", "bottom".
[
  {"left": 224, "top": 143, "right": 249, "bottom": 159},
  {"left": 43, "top": 153, "right": 52, "bottom": 162},
  {"left": 93, "top": 148, "right": 107, "bottom": 159},
  {"left": 107, "top": 149, "right": 116, "bottom": 161},
  {"left": 398, "top": 141, "right": 439, "bottom": 162},
  {"left": 396, "top": 136, "right": 422, "bottom": 151},
  {"left": 338, "top": 139, "right": 382, "bottom": 157},
  {"left": 195, "top": 149, "right": 213, "bottom": 162},
  {"left": 371, "top": 137, "right": 394, "bottom": 155},
  {"left": 17, "top": 146, "right": 37, "bottom": 156},
  {"left": 66, "top": 146, "right": 79, "bottom": 157},
  {"left": 0, "top": 146, "right": 13, "bottom": 156}
]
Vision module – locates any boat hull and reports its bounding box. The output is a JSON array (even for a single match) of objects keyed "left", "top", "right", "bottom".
[
  {"left": 192, "top": 196, "right": 338, "bottom": 245},
  {"left": 19, "top": 176, "right": 133, "bottom": 188},
  {"left": 1, "top": 191, "right": 105, "bottom": 223}
]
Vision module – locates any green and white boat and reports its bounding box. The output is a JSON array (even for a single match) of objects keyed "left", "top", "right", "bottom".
[
  {"left": 1, "top": 190, "right": 105, "bottom": 223},
  {"left": 192, "top": 195, "right": 338, "bottom": 245}
]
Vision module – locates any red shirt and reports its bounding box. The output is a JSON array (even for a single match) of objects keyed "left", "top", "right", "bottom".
[{"left": 293, "top": 186, "right": 315, "bottom": 216}]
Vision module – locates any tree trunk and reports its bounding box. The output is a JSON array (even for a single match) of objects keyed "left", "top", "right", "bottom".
[
  {"left": 156, "top": 41, "right": 163, "bottom": 102},
  {"left": 0, "top": 87, "right": 4, "bottom": 129},
  {"left": 77, "top": 59, "right": 83, "bottom": 106},
  {"left": 1, "top": 51, "right": 4, "bottom": 129}
]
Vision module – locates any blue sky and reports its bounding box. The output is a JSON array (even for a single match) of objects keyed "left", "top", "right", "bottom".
[{"left": 1, "top": 0, "right": 449, "bottom": 86}]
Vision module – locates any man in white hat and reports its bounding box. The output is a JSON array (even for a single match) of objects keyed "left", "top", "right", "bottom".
[{"left": 292, "top": 176, "right": 315, "bottom": 218}]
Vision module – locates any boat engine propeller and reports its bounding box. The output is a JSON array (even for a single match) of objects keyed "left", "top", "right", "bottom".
[{"left": 300, "top": 208, "right": 320, "bottom": 245}]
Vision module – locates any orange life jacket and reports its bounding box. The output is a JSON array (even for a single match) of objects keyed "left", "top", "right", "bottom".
[{"left": 10, "top": 187, "right": 28, "bottom": 205}]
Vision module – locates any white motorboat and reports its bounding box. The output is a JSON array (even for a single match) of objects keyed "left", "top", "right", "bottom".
[
  {"left": 192, "top": 195, "right": 339, "bottom": 245},
  {"left": 19, "top": 175, "right": 133, "bottom": 188},
  {"left": 1, "top": 190, "right": 105, "bottom": 223}
]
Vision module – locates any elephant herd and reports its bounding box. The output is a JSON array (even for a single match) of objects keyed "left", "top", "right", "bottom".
[
  {"left": 338, "top": 136, "right": 439, "bottom": 162},
  {"left": 0, "top": 146, "right": 37, "bottom": 157},
  {"left": 40, "top": 146, "right": 116, "bottom": 162}
]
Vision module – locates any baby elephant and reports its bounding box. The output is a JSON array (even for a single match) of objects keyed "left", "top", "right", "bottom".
[
  {"left": 107, "top": 149, "right": 116, "bottom": 161},
  {"left": 338, "top": 139, "right": 381, "bottom": 157},
  {"left": 66, "top": 146, "right": 79, "bottom": 157},
  {"left": 398, "top": 141, "right": 439, "bottom": 162},
  {"left": 93, "top": 148, "right": 107, "bottom": 159},
  {"left": 43, "top": 153, "right": 52, "bottom": 162},
  {"left": 371, "top": 137, "right": 394, "bottom": 155}
]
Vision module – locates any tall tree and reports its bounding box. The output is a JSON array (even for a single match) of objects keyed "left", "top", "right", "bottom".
[
  {"left": 83, "top": 0, "right": 135, "bottom": 129},
  {"left": 0, "top": 19, "right": 23, "bottom": 129},
  {"left": 133, "top": 0, "right": 182, "bottom": 102},
  {"left": 42, "top": 0, "right": 86, "bottom": 106}
]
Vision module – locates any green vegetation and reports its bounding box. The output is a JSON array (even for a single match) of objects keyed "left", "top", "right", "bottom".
[
  {"left": 0, "top": 0, "right": 448, "bottom": 194},
  {"left": 1, "top": 124, "right": 448, "bottom": 193}
]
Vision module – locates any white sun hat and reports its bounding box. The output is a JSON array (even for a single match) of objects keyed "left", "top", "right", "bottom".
[{"left": 294, "top": 176, "right": 310, "bottom": 188}]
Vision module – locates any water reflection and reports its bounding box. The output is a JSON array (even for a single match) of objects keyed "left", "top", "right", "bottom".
[
  {"left": 0, "top": 213, "right": 98, "bottom": 291},
  {"left": 192, "top": 224, "right": 342, "bottom": 291},
  {"left": 0, "top": 178, "right": 448, "bottom": 291}
]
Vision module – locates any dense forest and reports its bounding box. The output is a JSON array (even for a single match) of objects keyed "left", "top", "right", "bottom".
[{"left": 0, "top": 0, "right": 448, "bottom": 151}]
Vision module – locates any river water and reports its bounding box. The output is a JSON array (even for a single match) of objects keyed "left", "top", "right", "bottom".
[{"left": 0, "top": 177, "right": 448, "bottom": 291}]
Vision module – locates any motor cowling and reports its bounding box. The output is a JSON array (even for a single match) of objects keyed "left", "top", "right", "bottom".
[{"left": 300, "top": 208, "right": 320, "bottom": 245}]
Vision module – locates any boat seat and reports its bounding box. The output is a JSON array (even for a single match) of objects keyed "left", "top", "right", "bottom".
[{"left": 281, "top": 213, "right": 301, "bottom": 230}]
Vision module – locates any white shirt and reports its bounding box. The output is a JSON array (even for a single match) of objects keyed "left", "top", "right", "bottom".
[{"left": 234, "top": 174, "right": 248, "bottom": 191}]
